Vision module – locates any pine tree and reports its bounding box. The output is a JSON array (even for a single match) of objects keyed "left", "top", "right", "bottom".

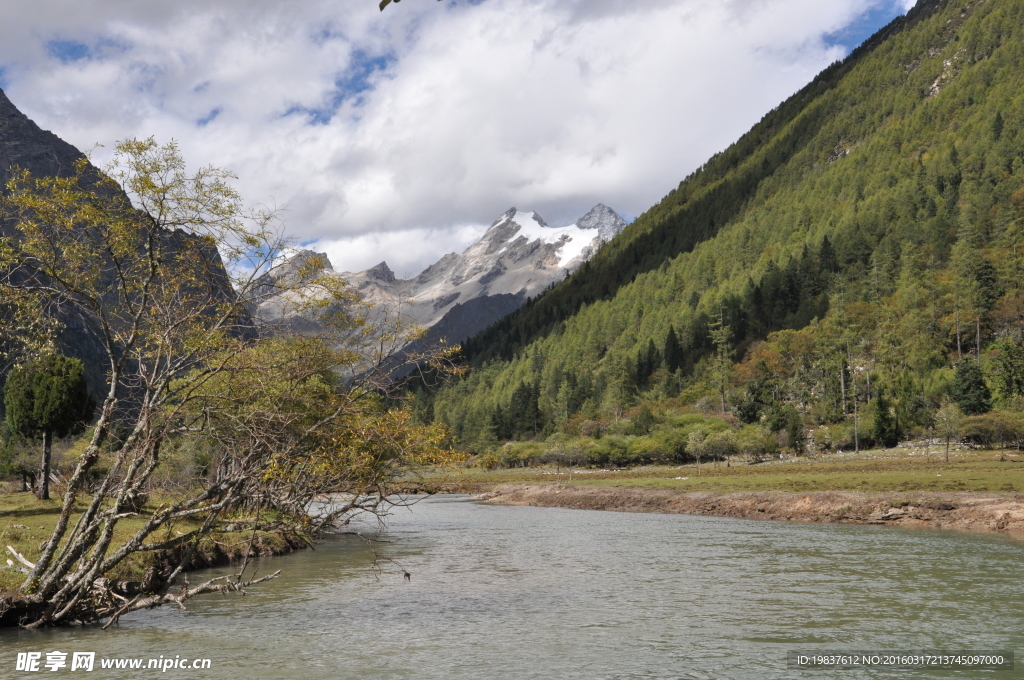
[
  {"left": 736, "top": 362, "right": 774, "bottom": 424},
  {"left": 948, "top": 362, "right": 991, "bottom": 415},
  {"left": 490, "top": 404, "right": 511, "bottom": 441},
  {"left": 871, "top": 390, "right": 899, "bottom": 448},
  {"left": 993, "top": 339, "right": 1024, "bottom": 398},
  {"left": 663, "top": 325, "right": 684, "bottom": 373},
  {"left": 5, "top": 354, "right": 94, "bottom": 500},
  {"left": 819, "top": 235, "right": 838, "bottom": 273},
  {"left": 509, "top": 382, "right": 541, "bottom": 437},
  {"left": 709, "top": 311, "right": 732, "bottom": 413},
  {"left": 632, "top": 404, "right": 656, "bottom": 435},
  {"left": 786, "top": 410, "right": 806, "bottom": 454}
]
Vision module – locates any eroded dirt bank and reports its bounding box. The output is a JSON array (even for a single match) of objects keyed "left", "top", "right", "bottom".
[{"left": 479, "top": 484, "right": 1024, "bottom": 538}]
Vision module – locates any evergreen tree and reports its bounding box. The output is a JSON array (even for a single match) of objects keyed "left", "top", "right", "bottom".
[
  {"left": 4, "top": 354, "right": 94, "bottom": 500},
  {"left": 709, "top": 312, "right": 732, "bottom": 413},
  {"left": 766, "top": 403, "right": 804, "bottom": 452},
  {"left": 490, "top": 404, "right": 512, "bottom": 441},
  {"left": 948, "top": 362, "right": 991, "bottom": 415},
  {"left": 819, "top": 235, "right": 839, "bottom": 274},
  {"left": 894, "top": 371, "right": 929, "bottom": 432},
  {"left": 663, "top": 325, "right": 684, "bottom": 373},
  {"left": 871, "top": 390, "right": 899, "bottom": 448},
  {"left": 786, "top": 411, "right": 806, "bottom": 454},
  {"left": 993, "top": 339, "right": 1024, "bottom": 399},
  {"left": 509, "top": 382, "right": 541, "bottom": 437},
  {"left": 974, "top": 259, "right": 1002, "bottom": 312},
  {"left": 632, "top": 404, "right": 656, "bottom": 435},
  {"left": 736, "top": 363, "right": 775, "bottom": 424},
  {"left": 635, "top": 339, "right": 662, "bottom": 385}
]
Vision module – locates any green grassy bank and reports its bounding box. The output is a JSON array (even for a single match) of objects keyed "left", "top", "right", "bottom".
[
  {"left": 0, "top": 492, "right": 303, "bottom": 595},
  {"left": 436, "top": 446, "right": 1024, "bottom": 496}
]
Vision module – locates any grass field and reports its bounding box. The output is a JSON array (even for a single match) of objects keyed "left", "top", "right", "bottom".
[
  {"left": 436, "top": 446, "right": 1024, "bottom": 495},
  {"left": 0, "top": 494, "right": 83, "bottom": 591}
]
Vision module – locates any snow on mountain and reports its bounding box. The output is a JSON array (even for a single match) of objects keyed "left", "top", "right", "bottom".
[{"left": 256, "top": 204, "right": 627, "bottom": 343}]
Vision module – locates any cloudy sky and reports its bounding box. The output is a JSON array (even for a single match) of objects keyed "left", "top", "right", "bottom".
[{"left": 0, "top": 0, "right": 915, "bottom": 277}]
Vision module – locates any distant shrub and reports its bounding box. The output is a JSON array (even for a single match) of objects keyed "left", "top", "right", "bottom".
[
  {"left": 960, "top": 410, "right": 1024, "bottom": 449},
  {"left": 631, "top": 404, "right": 657, "bottom": 435},
  {"left": 703, "top": 430, "right": 738, "bottom": 462},
  {"left": 579, "top": 420, "right": 604, "bottom": 438},
  {"left": 814, "top": 423, "right": 857, "bottom": 452},
  {"left": 478, "top": 441, "right": 547, "bottom": 468},
  {"left": 737, "top": 425, "right": 778, "bottom": 462}
]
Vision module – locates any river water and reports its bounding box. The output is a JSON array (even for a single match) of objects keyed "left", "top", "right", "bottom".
[{"left": 2, "top": 496, "right": 1021, "bottom": 679}]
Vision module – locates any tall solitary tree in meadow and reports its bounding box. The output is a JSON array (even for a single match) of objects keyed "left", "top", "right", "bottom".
[{"left": 4, "top": 353, "right": 94, "bottom": 500}]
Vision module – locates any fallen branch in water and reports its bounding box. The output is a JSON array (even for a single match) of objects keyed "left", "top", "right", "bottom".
[{"left": 100, "top": 570, "right": 281, "bottom": 629}]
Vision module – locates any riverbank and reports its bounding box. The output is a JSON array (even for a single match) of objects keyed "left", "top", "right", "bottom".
[
  {"left": 0, "top": 492, "right": 308, "bottom": 627},
  {"left": 439, "top": 446, "right": 1024, "bottom": 494},
  {"left": 480, "top": 483, "right": 1024, "bottom": 538}
]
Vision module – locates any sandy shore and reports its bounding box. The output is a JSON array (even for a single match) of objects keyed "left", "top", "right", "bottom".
[{"left": 479, "top": 484, "right": 1024, "bottom": 539}]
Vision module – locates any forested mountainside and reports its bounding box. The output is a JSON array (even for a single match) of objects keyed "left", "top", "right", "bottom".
[{"left": 420, "top": 0, "right": 1024, "bottom": 457}]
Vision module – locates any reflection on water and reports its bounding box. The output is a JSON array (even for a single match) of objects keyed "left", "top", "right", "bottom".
[{"left": 2, "top": 496, "right": 1021, "bottom": 679}]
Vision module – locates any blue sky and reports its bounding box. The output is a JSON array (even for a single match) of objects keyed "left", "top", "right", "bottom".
[
  {"left": 0, "top": 0, "right": 914, "bottom": 276},
  {"left": 286, "top": 50, "right": 396, "bottom": 125},
  {"left": 47, "top": 40, "right": 90, "bottom": 63},
  {"left": 826, "top": 0, "right": 913, "bottom": 52}
]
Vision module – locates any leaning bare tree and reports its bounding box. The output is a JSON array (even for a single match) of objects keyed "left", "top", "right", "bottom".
[{"left": 0, "top": 139, "right": 454, "bottom": 627}]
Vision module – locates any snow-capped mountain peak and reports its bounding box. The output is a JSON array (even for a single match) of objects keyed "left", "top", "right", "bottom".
[{"left": 257, "top": 204, "right": 628, "bottom": 344}]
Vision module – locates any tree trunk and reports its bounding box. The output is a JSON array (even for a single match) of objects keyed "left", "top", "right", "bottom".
[
  {"left": 840, "top": 363, "right": 847, "bottom": 416},
  {"left": 976, "top": 316, "right": 981, "bottom": 364},
  {"left": 956, "top": 305, "right": 962, "bottom": 361},
  {"left": 39, "top": 430, "right": 52, "bottom": 501},
  {"left": 854, "top": 392, "right": 860, "bottom": 454}
]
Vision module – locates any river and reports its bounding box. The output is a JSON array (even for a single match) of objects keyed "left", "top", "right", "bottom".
[{"left": 2, "top": 495, "right": 1021, "bottom": 679}]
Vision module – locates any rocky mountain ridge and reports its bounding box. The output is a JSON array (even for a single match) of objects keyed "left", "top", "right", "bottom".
[
  {"left": 0, "top": 88, "right": 85, "bottom": 194},
  {"left": 258, "top": 204, "right": 627, "bottom": 344}
]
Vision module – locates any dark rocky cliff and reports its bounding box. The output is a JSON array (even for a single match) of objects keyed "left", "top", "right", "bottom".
[
  {"left": 0, "top": 90, "right": 86, "bottom": 192},
  {"left": 0, "top": 88, "right": 241, "bottom": 407},
  {"left": 0, "top": 88, "right": 111, "bottom": 400}
]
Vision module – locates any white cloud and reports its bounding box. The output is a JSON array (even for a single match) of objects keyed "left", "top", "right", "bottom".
[
  {"left": 0, "top": 0, "right": 909, "bottom": 274},
  {"left": 315, "top": 223, "right": 489, "bottom": 279}
]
